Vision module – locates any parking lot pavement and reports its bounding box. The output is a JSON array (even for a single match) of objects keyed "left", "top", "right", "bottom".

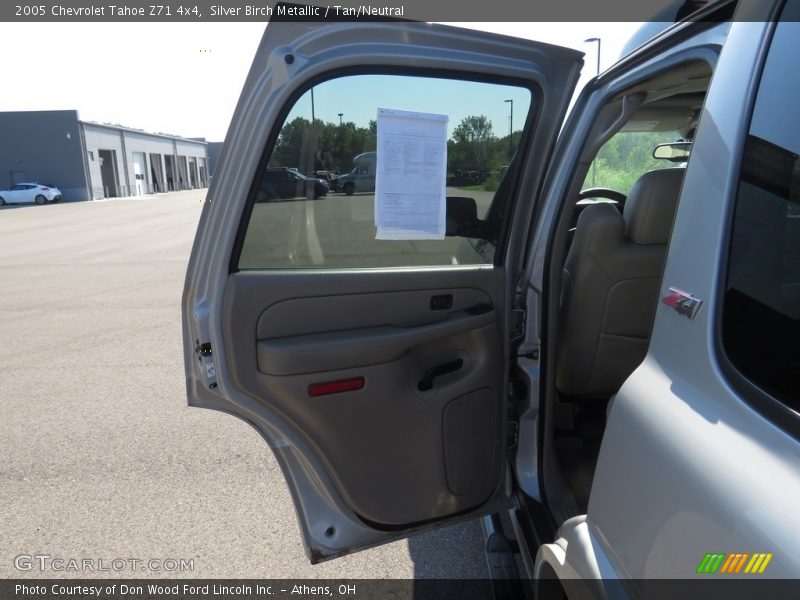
[{"left": 0, "top": 190, "right": 489, "bottom": 579}]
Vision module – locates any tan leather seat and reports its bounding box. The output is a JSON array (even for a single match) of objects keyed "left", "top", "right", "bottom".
[{"left": 556, "top": 168, "right": 684, "bottom": 397}]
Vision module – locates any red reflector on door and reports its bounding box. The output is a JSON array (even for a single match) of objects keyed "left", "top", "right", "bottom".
[{"left": 308, "top": 377, "right": 365, "bottom": 397}]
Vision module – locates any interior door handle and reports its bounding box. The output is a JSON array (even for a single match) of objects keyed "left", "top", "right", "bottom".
[{"left": 417, "top": 359, "right": 464, "bottom": 391}]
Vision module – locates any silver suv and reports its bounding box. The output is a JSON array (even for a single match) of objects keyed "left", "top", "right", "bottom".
[{"left": 183, "top": 0, "right": 800, "bottom": 592}]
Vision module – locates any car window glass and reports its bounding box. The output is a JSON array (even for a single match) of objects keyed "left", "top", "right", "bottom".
[
  {"left": 236, "top": 74, "right": 532, "bottom": 269},
  {"left": 722, "top": 5, "right": 800, "bottom": 413},
  {"left": 583, "top": 130, "right": 683, "bottom": 195}
]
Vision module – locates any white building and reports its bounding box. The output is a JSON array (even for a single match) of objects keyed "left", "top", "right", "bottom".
[{"left": 0, "top": 110, "right": 209, "bottom": 201}]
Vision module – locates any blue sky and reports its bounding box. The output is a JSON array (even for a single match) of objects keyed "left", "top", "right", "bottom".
[{"left": 286, "top": 75, "right": 532, "bottom": 140}]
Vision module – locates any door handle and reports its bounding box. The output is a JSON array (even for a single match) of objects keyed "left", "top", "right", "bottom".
[{"left": 417, "top": 359, "right": 464, "bottom": 391}]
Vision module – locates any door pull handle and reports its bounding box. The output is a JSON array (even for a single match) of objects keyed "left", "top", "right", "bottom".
[{"left": 417, "top": 359, "right": 464, "bottom": 391}]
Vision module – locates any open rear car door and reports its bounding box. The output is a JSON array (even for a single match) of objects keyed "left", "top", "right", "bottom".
[{"left": 183, "top": 7, "right": 583, "bottom": 562}]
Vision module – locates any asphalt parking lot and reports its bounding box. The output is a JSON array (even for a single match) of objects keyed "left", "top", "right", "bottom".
[{"left": 0, "top": 190, "right": 489, "bottom": 579}]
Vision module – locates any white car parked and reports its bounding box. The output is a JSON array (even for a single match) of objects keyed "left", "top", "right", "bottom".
[{"left": 0, "top": 183, "right": 62, "bottom": 205}]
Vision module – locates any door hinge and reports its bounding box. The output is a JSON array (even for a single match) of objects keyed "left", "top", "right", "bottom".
[
  {"left": 506, "top": 421, "right": 519, "bottom": 448},
  {"left": 515, "top": 347, "right": 539, "bottom": 360},
  {"left": 510, "top": 308, "right": 526, "bottom": 341}
]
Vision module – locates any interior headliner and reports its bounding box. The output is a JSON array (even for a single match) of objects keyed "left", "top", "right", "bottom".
[{"left": 619, "top": 62, "right": 712, "bottom": 136}]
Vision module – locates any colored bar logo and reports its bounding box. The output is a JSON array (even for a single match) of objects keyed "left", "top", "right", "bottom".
[{"left": 696, "top": 552, "right": 773, "bottom": 574}]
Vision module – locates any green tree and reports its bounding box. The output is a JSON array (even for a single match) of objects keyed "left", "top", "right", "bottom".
[
  {"left": 270, "top": 117, "right": 377, "bottom": 174},
  {"left": 270, "top": 117, "right": 314, "bottom": 171},
  {"left": 586, "top": 131, "right": 681, "bottom": 193},
  {"left": 450, "top": 115, "right": 496, "bottom": 171}
]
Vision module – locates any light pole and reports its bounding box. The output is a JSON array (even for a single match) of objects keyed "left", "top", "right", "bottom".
[
  {"left": 584, "top": 37, "right": 601, "bottom": 186},
  {"left": 337, "top": 113, "right": 344, "bottom": 172},
  {"left": 504, "top": 99, "right": 513, "bottom": 160},
  {"left": 310, "top": 87, "right": 317, "bottom": 172},
  {"left": 584, "top": 37, "right": 601, "bottom": 78}
]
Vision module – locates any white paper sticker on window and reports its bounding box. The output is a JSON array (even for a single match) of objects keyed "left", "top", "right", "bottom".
[{"left": 375, "top": 108, "right": 448, "bottom": 240}]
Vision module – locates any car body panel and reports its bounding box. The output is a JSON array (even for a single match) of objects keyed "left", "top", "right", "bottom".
[
  {"left": 586, "top": 13, "right": 800, "bottom": 581},
  {"left": 258, "top": 167, "right": 328, "bottom": 200},
  {"left": 186, "top": 0, "right": 799, "bottom": 581},
  {"left": 514, "top": 16, "right": 732, "bottom": 511},
  {"left": 0, "top": 183, "right": 62, "bottom": 204},
  {"left": 534, "top": 515, "right": 620, "bottom": 598},
  {"left": 336, "top": 151, "right": 376, "bottom": 194},
  {"left": 183, "top": 16, "right": 582, "bottom": 561},
  {"left": 534, "top": 1, "right": 800, "bottom": 587}
]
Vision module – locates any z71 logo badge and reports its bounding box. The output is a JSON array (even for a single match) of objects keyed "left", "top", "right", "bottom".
[{"left": 662, "top": 287, "right": 703, "bottom": 320}]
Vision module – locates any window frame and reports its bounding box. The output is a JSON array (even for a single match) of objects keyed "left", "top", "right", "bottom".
[
  {"left": 713, "top": 2, "right": 800, "bottom": 440},
  {"left": 227, "top": 66, "right": 541, "bottom": 274}
]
